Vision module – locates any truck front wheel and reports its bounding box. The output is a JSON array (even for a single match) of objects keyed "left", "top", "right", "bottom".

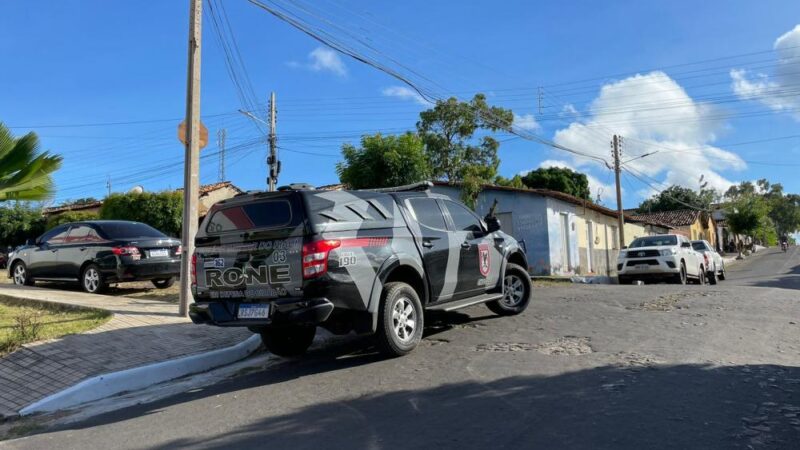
[
  {"left": 376, "top": 282, "right": 424, "bottom": 357},
  {"left": 260, "top": 325, "right": 316, "bottom": 357},
  {"left": 487, "top": 263, "right": 532, "bottom": 316}
]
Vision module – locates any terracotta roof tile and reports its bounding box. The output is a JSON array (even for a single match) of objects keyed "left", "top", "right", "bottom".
[{"left": 627, "top": 209, "right": 703, "bottom": 227}]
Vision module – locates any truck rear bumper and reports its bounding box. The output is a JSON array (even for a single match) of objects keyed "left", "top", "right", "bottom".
[{"left": 189, "top": 297, "right": 334, "bottom": 327}]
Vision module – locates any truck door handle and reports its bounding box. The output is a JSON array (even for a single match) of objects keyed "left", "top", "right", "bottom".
[
  {"left": 461, "top": 242, "right": 470, "bottom": 249},
  {"left": 50, "top": 249, "right": 58, "bottom": 253},
  {"left": 79, "top": 247, "right": 87, "bottom": 251},
  {"left": 422, "top": 240, "right": 434, "bottom": 248}
]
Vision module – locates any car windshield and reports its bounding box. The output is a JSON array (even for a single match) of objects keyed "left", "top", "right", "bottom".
[
  {"left": 629, "top": 236, "right": 678, "bottom": 248},
  {"left": 98, "top": 222, "right": 166, "bottom": 239},
  {"left": 692, "top": 242, "right": 709, "bottom": 251}
]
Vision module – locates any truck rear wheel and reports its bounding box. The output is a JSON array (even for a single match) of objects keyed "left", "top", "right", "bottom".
[
  {"left": 376, "top": 282, "right": 423, "bottom": 357},
  {"left": 487, "top": 263, "right": 531, "bottom": 316},
  {"left": 260, "top": 325, "right": 316, "bottom": 357}
]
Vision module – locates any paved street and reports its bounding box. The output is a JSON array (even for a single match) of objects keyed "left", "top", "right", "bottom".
[{"left": 4, "top": 248, "right": 800, "bottom": 449}]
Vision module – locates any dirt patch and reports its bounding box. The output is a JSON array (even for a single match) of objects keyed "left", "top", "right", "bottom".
[
  {"left": 629, "top": 293, "right": 692, "bottom": 312},
  {"left": 535, "top": 336, "right": 593, "bottom": 356},
  {"left": 476, "top": 336, "right": 593, "bottom": 355}
]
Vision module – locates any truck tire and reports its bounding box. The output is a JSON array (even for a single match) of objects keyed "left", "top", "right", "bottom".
[
  {"left": 376, "top": 282, "right": 423, "bottom": 357},
  {"left": 260, "top": 325, "right": 316, "bottom": 357},
  {"left": 487, "top": 263, "right": 532, "bottom": 316},
  {"left": 707, "top": 268, "right": 718, "bottom": 285},
  {"left": 673, "top": 262, "right": 687, "bottom": 285}
]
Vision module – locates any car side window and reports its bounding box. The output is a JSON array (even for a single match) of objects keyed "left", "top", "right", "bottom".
[
  {"left": 444, "top": 201, "right": 483, "bottom": 233},
  {"left": 67, "top": 225, "right": 102, "bottom": 244},
  {"left": 407, "top": 198, "right": 447, "bottom": 231},
  {"left": 45, "top": 226, "right": 70, "bottom": 245}
]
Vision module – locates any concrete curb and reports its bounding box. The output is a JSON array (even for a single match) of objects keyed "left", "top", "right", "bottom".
[{"left": 19, "top": 334, "right": 262, "bottom": 416}]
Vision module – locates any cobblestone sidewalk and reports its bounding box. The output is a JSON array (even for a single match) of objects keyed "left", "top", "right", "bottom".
[{"left": 0, "top": 284, "right": 251, "bottom": 418}]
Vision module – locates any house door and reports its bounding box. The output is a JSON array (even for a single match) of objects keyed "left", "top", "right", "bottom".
[
  {"left": 586, "top": 221, "right": 594, "bottom": 273},
  {"left": 560, "top": 213, "right": 572, "bottom": 272}
]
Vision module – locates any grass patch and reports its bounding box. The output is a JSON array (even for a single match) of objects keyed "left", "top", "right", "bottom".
[{"left": 0, "top": 296, "right": 111, "bottom": 355}]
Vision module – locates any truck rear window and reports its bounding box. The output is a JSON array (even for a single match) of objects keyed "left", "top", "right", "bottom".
[{"left": 206, "top": 200, "right": 292, "bottom": 233}]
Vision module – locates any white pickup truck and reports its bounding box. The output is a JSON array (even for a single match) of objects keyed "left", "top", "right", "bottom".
[{"left": 617, "top": 234, "right": 706, "bottom": 285}]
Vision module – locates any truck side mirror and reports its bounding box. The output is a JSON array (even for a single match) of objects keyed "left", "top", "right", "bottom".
[{"left": 485, "top": 216, "right": 501, "bottom": 233}]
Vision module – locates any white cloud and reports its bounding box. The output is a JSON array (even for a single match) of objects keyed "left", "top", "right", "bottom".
[
  {"left": 552, "top": 71, "right": 746, "bottom": 200},
  {"left": 560, "top": 103, "right": 579, "bottom": 118},
  {"left": 381, "top": 86, "right": 431, "bottom": 106},
  {"left": 513, "top": 113, "right": 540, "bottom": 131},
  {"left": 533, "top": 159, "right": 617, "bottom": 204},
  {"left": 288, "top": 47, "right": 347, "bottom": 77},
  {"left": 730, "top": 24, "right": 800, "bottom": 120}
]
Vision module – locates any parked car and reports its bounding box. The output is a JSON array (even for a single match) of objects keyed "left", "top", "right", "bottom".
[
  {"left": 691, "top": 239, "right": 725, "bottom": 284},
  {"left": 7, "top": 220, "right": 181, "bottom": 293},
  {"left": 617, "top": 234, "right": 706, "bottom": 285},
  {"left": 189, "top": 182, "right": 531, "bottom": 357}
]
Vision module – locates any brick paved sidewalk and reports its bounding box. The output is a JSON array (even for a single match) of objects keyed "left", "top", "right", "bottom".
[{"left": 0, "top": 284, "right": 252, "bottom": 418}]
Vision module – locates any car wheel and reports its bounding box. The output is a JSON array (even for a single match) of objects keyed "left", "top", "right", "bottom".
[
  {"left": 81, "top": 264, "right": 107, "bottom": 294},
  {"left": 707, "top": 269, "right": 718, "bottom": 285},
  {"left": 488, "top": 263, "right": 532, "bottom": 315},
  {"left": 718, "top": 263, "right": 726, "bottom": 281},
  {"left": 259, "top": 325, "right": 316, "bottom": 357},
  {"left": 696, "top": 268, "right": 706, "bottom": 285},
  {"left": 12, "top": 262, "right": 34, "bottom": 286},
  {"left": 376, "top": 282, "right": 424, "bottom": 357},
  {"left": 151, "top": 277, "right": 175, "bottom": 289},
  {"left": 674, "top": 262, "right": 687, "bottom": 285}
]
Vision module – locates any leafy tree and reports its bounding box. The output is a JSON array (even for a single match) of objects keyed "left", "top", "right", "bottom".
[
  {"left": 417, "top": 94, "right": 513, "bottom": 205},
  {"left": 494, "top": 174, "right": 526, "bottom": 189},
  {"left": 45, "top": 210, "right": 99, "bottom": 229},
  {"left": 519, "top": 167, "right": 591, "bottom": 200},
  {"left": 0, "top": 203, "right": 45, "bottom": 248},
  {"left": 337, "top": 132, "right": 430, "bottom": 189},
  {"left": 100, "top": 191, "right": 183, "bottom": 237},
  {"left": 637, "top": 185, "right": 716, "bottom": 213},
  {"left": 726, "top": 194, "right": 770, "bottom": 253},
  {"left": 0, "top": 124, "right": 63, "bottom": 201}
]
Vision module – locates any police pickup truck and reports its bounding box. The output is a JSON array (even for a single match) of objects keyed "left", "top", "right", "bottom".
[{"left": 190, "top": 182, "right": 531, "bottom": 357}]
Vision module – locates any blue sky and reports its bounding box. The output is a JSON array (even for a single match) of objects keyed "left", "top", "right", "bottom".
[{"left": 2, "top": 0, "right": 799, "bottom": 207}]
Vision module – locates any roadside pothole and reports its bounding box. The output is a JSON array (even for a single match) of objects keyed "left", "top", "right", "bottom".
[{"left": 475, "top": 336, "right": 593, "bottom": 355}]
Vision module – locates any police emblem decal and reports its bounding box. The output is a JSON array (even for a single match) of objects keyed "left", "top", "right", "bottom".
[{"left": 478, "top": 243, "right": 490, "bottom": 276}]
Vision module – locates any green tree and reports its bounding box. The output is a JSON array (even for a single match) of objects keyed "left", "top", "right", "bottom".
[
  {"left": 417, "top": 94, "right": 513, "bottom": 206},
  {"left": 726, "top": 194, "right": 769, "bottom": 254},
  {"left": 0, "top": 203, "right": 45, "bottom": 248},
  {"left": 637, "top": 185, "right": 716, "bottom": 213},
  {"left": 100, "top": 191, "right": 183, "bottom": 237},
  {"left": 494, "top": 174, "right": 526, "bottom": 189},
  {"left": 45, "top": 210, "right": 100, "bottom": 229},
  {"left": 0, "top": 124, "right": 63, "bottom": 201},
  {"left": 519, "top": 167, "right": 591, "bottom": 200},
  {"left": 337, "top": 132, "right": 430, "bottom": 189}
]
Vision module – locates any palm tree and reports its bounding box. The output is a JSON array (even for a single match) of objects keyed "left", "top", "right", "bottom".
[{"left": 0, "top": 123, "right": 63, "bottom": 201}]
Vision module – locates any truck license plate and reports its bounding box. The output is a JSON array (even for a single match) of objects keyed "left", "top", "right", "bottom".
[
  {"left": 238, "top": 304, "right": 270, "bottom": 319},
  {"left": 635, "top": 264, "right": 650, "bottom": 270}
]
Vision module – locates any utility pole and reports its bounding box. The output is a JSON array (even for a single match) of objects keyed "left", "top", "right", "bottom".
[
  {"left": 179, "top": 0, "right": 203, "bottom": 318},
  {"left": 267, "top": 92, "right": 279, "bottom": 191},
  {"left": 612, "top": 135, "right": 626, "bottom": 248},
  {"left": 537, "top": 87, "right": 543, "bottom": 115},
  {"left": 218, "top": 128, "right": 226, "bottom": 182},
  {"left": 106, "top": 175, "right": 111, "bottom": 197}
]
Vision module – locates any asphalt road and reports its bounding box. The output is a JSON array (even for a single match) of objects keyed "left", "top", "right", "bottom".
[{"left": 4, "top": 248, "right": 800, "bottom": 449}]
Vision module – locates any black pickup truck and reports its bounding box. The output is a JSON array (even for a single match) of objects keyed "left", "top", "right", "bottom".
[{"left": 190, "top": 183, "right": 531, "bottom": 357}]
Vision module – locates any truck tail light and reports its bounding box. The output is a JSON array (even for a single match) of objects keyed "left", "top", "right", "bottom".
[
  {"left": 175, "top": 245, "right": 182, "bottom": 256},
  {"left": 302, "top": 239, "right": 340, "bottom": 279},
  {"left": 703, "top": 253, "right": 709, "bottom": 266},
  {"left": 191, "top": 252, "right": 197, "bottom": 287},
  {"left": 112, "top": 246, "right": 140, "bottom": 260}
]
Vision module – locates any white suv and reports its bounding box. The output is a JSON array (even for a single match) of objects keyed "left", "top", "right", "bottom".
[{"left": 617, "top": 234, "right": 705, "bottom": 285}]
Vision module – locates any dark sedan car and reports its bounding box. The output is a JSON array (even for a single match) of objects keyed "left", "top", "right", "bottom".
[{"left": 8, "top": 220, "right": 181, "bottom": 293}]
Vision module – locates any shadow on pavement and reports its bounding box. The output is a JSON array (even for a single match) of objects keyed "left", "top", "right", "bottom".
[{"left": 56, "top": 345, "right": 800, "bottom": 449}]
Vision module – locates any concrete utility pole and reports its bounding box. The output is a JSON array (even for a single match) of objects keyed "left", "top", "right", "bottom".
[
  {"left": 267, "top": 92, "right": 279, "bottom": 191},
  {"left": 612, "top": 135, "right": 626, "bottom": 248},
  {"left": 179, "top": 0, "right": 203, "bottom": 318},
  {"left": 218, "top": 128, "right": 226, "bottom": 182}
]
